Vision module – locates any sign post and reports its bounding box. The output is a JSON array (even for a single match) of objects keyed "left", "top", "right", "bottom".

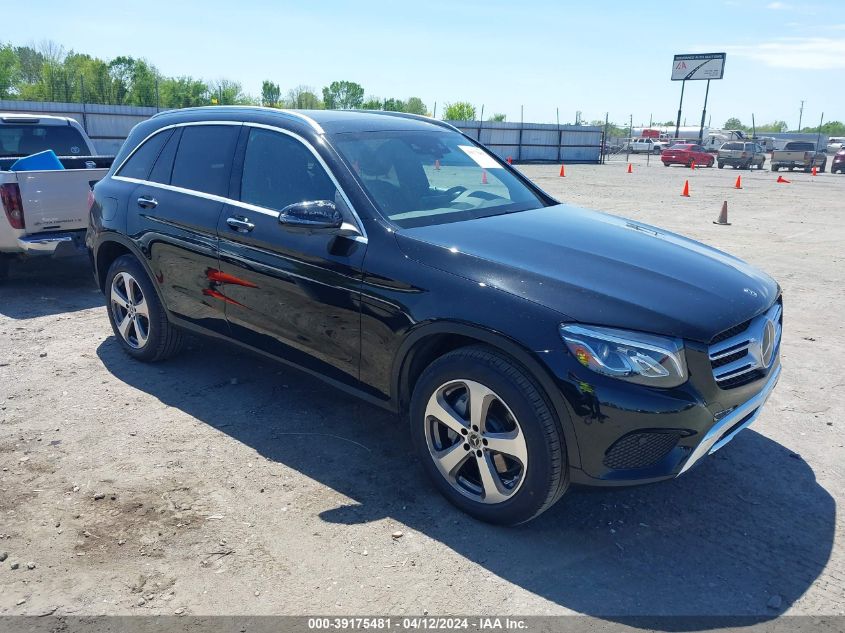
[{"left": 671, "top": 53, "right": 726, "bottom": 141}]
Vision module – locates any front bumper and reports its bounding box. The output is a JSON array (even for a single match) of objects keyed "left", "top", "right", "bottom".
[
  {"left": 676, "top": 364, "right": 780, "bottom": 475},
  {"left": 542, "top": 338, "right": 782, "bottom": 486}
]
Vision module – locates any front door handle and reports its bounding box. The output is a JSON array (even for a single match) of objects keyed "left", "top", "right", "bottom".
[
  {"left": 137, "top": 196, "right": 158, "bottom": 209},
  {"left": 227, "top": 216, "right": 255, "bottom": 233}
]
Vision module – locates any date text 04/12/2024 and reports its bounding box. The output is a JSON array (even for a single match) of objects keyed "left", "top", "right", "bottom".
[{"left": 307, "top": 618, "right": 529, "bottom": 630}]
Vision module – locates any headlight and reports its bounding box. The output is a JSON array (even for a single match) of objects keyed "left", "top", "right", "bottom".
[{"left": 559, "top": 324, "right": 687, "bottom": 388}]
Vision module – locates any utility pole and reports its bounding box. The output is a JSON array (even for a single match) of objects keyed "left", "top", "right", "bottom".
[{"left": 798, "top": 100, "right": 805, "bottom": 131}]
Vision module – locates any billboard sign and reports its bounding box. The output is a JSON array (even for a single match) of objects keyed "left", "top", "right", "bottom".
[{"left": 671, "top": 53, "right": 726, "bottom": 81}]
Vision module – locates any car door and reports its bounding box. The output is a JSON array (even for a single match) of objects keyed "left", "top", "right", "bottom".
[
  {"left": 215, "top": 125, "right": 366, "bottom": 387},
  {"left": 122, "top": 123, "right": 240, "bottom": 334}
]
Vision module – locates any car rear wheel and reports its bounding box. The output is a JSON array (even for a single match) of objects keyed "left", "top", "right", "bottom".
[
  {"left": 718, "top": 161, "right": 724, "bottom": 169},
  {"left": 410, "top": 345, "right": 568, "bottom": 525},
  {"left": 105, "top": 254, "right": 183, "bottom": 362},
  {"left": 663, "top": 162, "right": 670, "bottom": 167}
]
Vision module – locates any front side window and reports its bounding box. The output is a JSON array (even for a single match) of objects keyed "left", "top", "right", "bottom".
[
  {"left": 171, "top": 125, "right": 239, "bottom": 196},
  {"left": 330, "top": 130, "right": 546, "bottom": 228},
  {"left": 239, "top": 128, "right": 337, "bottom": 210}
]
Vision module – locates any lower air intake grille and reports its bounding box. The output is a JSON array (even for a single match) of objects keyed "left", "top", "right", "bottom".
[{"left": 603, "top": 431, "right": 683, "bottom": 470}]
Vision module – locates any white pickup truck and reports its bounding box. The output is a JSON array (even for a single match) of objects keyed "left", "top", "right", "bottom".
[{"left": 0, "top": 114, "right": 114, "bottom": 280}]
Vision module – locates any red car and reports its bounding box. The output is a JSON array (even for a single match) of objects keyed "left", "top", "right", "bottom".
[{"left": 661, "top": 143, "right": 714, "bottom": 168}]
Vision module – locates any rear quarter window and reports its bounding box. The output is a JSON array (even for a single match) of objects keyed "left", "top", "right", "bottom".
[
  {"left": 170, "top": 125, "right": 240, "bottom": 197},
  {"left": 117, "top": 129, "right": 173, "bottom": 180}
]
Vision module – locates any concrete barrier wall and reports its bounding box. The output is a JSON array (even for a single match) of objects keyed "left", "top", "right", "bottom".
[{"left": 0, "top": 101, "right": 604, "bottom": 162}]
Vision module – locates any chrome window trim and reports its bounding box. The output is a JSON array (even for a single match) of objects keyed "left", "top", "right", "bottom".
[{"left": 111, "top": 120, "right": 366, "bottom": 241}]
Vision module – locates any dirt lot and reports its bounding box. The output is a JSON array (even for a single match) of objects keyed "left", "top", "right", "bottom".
[{"left": 1, "top": 155, "right": 843, "bottom": 619}]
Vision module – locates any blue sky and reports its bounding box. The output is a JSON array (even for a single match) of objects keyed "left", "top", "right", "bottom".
[{"left": 14, "top": 0, "right": 845, "bottom": 128}]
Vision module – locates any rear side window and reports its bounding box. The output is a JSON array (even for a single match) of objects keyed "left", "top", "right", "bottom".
[
  {"left": 239, "top": 128, "right": 337, "bottom": 211},
  {"left": 118, "top": 129, "right": 173, "bottom": 180},
  {"left": 0, "top": 124, "right": 89, "bottom": 157},
  {"left": 723, "top": 143, "right": 740, "bottom": 150},
  {"left": 171, "top": 125, "right": 239, "bottom": 196}
]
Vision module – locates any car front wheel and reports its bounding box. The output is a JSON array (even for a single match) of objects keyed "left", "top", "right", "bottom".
[
  {"left": 105, "top": 254, "right": 183, "bottom": 362},
  {"left": 410, "top": 345, "right": 568, "bottom": 525}
]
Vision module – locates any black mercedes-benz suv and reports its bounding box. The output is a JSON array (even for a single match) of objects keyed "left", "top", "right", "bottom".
[{"left": 87, "top": 107, "right": 782, "bottom": 524}]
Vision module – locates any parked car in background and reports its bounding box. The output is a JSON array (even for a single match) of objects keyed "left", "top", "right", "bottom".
[
  {"left": 717, "top": 142, "right": 767, "bottom": 170},
  {"left": 0, "top": 114, "right": 113, "bottom": 281},
  {"left": 88, "top": 106, "right": 783, "bottom": 525},
  {"left": 832, "top": 148, "right": 845, "bottom": 173},
  {"left": 771, "top": 141, "right": 827, "bottom": 172},
  {"left": 827, "top": 137, "right": 845, "bottom": 153},
  {"left": 661, "top": 143, "right": 714, "bottom": 168},
  {"left": 630, "top": 137, "right": 670, "bottom": 154}
]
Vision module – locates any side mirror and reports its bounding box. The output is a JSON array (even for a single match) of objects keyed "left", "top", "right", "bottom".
[{"left": 278, "top": 200, "right": 343, "bottom": 232}]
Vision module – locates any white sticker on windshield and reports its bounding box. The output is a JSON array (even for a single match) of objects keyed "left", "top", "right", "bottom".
[{"left": 458, "top": 145, "right": 503, "bottom": 169}]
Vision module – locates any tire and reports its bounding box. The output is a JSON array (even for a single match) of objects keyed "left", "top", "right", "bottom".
[
  {"left": 410, "top": 345, "right": 568, "bottom": 525},
  {"left": 773, "top": 165, "right": 779, "bottom": 172},
  {"left": 663, "top": 162, "right": 670, "bottom": 167},
  {"left": 820, "top": 162, "right": 826, "bottom": 173},
  {"left": 105, "top": 254, "right": 183, "bottom": 362},
  {"left": 718, "top": 162, "right": 724, "bottom": 169}
]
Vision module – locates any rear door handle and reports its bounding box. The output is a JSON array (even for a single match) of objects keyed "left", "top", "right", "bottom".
[
  {"left": 227, "top": 216, "right": 255, "bottom": 233},
  {"left": 137, "top": 196, "right": 158, "bottom": 209}
]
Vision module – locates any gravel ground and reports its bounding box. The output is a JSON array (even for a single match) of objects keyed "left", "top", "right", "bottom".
[{"left": 1, "top": 155, "right": 843, "bottom": 620}]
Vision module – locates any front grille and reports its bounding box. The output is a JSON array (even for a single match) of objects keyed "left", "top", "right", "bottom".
[
  {"left": 708, "top": 300, "right": 782, "bottom": 390},
  {"left": 603, "top": 431, "right": 683, "bottom": 470}
]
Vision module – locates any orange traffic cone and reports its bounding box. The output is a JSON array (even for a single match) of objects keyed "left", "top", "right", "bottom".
[
  {"left": 713, "top": 201, "right": 731, "bottom": 225},
  {"left": 559, "top": 164, "right": 566, "bottom": 177},
  {"left": 627, "top": 163, "right": 633, "bottom": 173},
  {"left": 690, "top": 160, "right": 696, "bottom": 170},
  {"left": 481, "top": 170, "right": 488, "bottom": 185},
  {"left": 734, "top": 175, "right": 742, "bottom": 189},
  {"left": 812, "top": 166, "right": 817, "bottom": 176},
  {"left": 777, "top": 175, "right": 790, "bottom": 184},
  {"left": 681, "top": 180, "right": 690, "bottom": 197},
  {"left": 507, "top": 156, "right": 513, "bottom": 165},
  {"left": 434, "top": 159, "right": 441, "bottom": 171}
]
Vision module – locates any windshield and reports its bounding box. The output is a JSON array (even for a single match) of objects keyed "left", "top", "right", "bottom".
[
  {"left": 0, "top": 124, "right": 89, "bottom": 158},
  {"left": 330, "top": 129, "right": 546, "bottom": 228}
]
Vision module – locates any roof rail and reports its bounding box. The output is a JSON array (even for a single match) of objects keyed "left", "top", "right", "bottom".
[
  {"left": 151, "top": 106, "right": 324, "bottom": 133},
  {"left": 350, "top": 110, "right": 460, "bottom": 133}
]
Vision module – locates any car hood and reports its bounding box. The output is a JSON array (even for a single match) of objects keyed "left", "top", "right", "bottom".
[{"left": 395, "top": 205, "right": 779, "bottom": 342}]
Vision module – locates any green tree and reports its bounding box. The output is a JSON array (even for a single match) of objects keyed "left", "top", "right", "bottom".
[
  {"left": 209, "top": 78, "right": 255, "bottom": 105},
  {"left": 14, "top": 46, "right": 45, "bottom": 84},
  {"left": 382, "top": 97, "right": 405, "bottom": 112},
  {"left": 0, "top": 44, "right": 18, "bottom": 98},
  {"left": 405, "top": 97, "right": 427, "bottom": 115},
  {"left": 261, "top": 80, "right": 281, "bottom": 107},
  {"left": 286, "top": 85, "right": 323, "bottom": 109},
  {"left": 756, "top": 121, "right": 788, "bottom": 133},
  {"left": 723, "top": 117, "right": 748, "bottom": 132},
  {"left": 159, "top": 76, "right": 209, "bottom": 108},
  {"left": 322, "top": 80, "right": 364, "bottom": 109},
  {"left": 488, "top": 113, "right": 506, "bottom": 122},
  {"left": 443, "top": 101, "right": 476, "bottom": 121},
  {"left": 361, "top": 96, "right": 382, "bottom": 110}
]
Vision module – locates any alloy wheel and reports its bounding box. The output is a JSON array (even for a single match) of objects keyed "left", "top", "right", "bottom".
[
  {"left": 110, "top": 271, "right": 150, "bottom": 349},
  {"left": 424, "top": 379, "right": 528, "bottom": 504}
]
